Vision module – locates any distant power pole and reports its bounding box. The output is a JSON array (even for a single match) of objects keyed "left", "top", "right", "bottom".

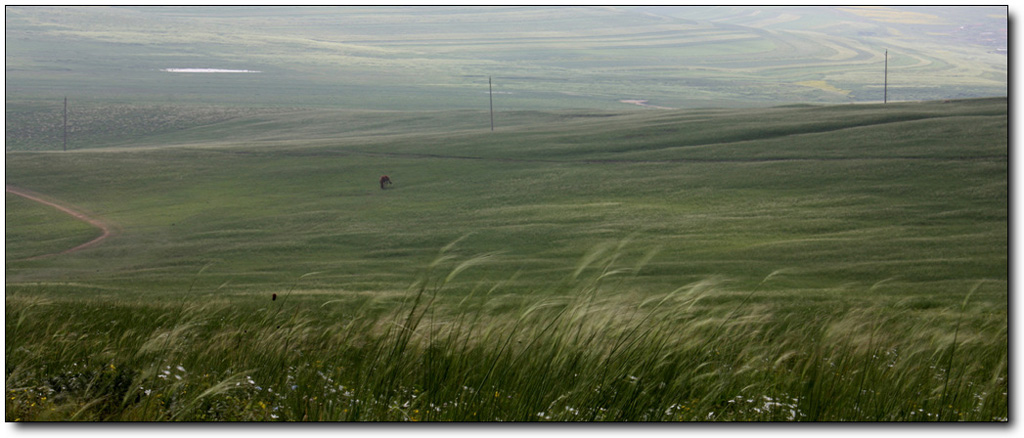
[
  {"left": 63, "top": 96, "right": 68, "bottom": 151},
  {"left": 489, "top": 76, "right": 495, "bottom": 131},
  {"left": 884, "top": 50, "right": 888, "bottom": 104}
]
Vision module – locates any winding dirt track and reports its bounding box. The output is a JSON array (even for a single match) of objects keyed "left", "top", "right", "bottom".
[{"left": 6, "top": 185, "right": 116, "bottom": 260}]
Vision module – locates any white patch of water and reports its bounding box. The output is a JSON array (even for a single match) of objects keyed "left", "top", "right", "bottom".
[{"left": 162, "top": 68, "right": 262, "bottom": 73}]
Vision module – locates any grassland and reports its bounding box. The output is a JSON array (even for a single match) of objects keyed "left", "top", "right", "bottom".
[
  {"left": 4, "top": 6, "right": 1007, "bottom": 111},
  {"left": 5, "top": 97, "right": 1008, "bottom": 421},
  {"left": 4, "top": 5, "right": 1008, "bottom": 422}
]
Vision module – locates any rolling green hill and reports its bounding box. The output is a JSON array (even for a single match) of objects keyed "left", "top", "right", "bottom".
[
  {"left": 6, "top": 99, "right": 1007, "bottom": 299},
  {"left": 4, "top": 99, "right": 1008, "bottom": 421}
]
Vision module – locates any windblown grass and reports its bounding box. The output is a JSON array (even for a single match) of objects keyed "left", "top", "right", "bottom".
[
  {"left": 5, "top": 244, "right": 1007, "bottom": 421},
  {"left": 5, "top": 99, "right": 1007, "bottom": 421}
]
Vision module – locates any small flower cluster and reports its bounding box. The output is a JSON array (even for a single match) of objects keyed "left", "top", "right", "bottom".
[{"left": 725, "top": 394, "right": 804, "bottom": 420}]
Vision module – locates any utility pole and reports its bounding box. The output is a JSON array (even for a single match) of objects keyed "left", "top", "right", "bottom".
[
  {"left": 884, "top": 50, "right": 888, "bottom": 104},
  {"left": 63, "top": 96, "right": 68, "bottom": 151},
  {"left": 489, "top": 76, "right": 494, "bottom": 131}
]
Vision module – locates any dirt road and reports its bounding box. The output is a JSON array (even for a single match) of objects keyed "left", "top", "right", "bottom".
[{"left": 6, "top": 185, "right": 116, "bottom": 259}]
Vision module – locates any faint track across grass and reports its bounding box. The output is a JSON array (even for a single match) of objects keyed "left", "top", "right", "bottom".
[{"left": 5, "top": 184, "right": 116, "bottom": 260}]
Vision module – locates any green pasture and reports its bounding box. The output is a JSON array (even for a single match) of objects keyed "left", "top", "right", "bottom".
[
  {"left": 6, "top": 99, "right": 1007, "bottom": 297},
  {"left": 4, "top": 194, "right": 100, "bottom": 261},
  {"left": 5, "top": 98, "right": 1007, "bottom": 420},
  {"left": 3, "top": 5, "right": 1007, "bottom": 421}
]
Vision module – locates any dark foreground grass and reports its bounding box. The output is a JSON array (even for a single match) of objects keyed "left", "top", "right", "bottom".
[{"left": 5, "top": 247, "right": 1008, "bottom": 421}]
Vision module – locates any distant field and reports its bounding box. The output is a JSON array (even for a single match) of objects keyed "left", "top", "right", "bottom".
[
  {"left": 836, "top": 7, "right": 948, "bottom": 25},
  {"left": 5, "top": 98, "right": 1007, "bottom": 421},
  {"left": 5, "top": 6, "right": 1006, "bottom": 111}
]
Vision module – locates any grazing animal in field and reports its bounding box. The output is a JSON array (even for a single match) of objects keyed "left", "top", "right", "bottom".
[{"left": 380, "top": 175, "right": 392, "bottom": 189}]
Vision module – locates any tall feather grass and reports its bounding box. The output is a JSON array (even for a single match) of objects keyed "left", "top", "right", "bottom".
[{"left": 5, "top": 242, "right": 1007, "bottom": 421}]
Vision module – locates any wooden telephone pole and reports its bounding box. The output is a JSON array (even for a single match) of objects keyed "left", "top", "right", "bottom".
[
  {"left": 63, "top": 96, "right": 68, "bottom": 151},
  {"left": 884, "top": 50, "right": 888, "bottom": 104},
  {"left": 489, "top": 76, "right": 495, "bottom": 131}
]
